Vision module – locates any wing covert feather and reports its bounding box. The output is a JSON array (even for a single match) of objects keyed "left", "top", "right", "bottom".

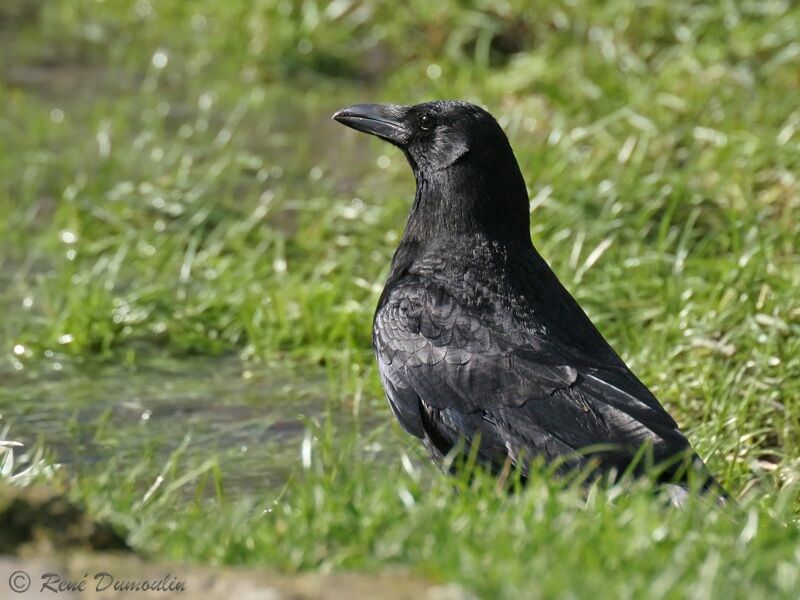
[{"left": 373, "top": 278, "right": 691, "bottom": 468}]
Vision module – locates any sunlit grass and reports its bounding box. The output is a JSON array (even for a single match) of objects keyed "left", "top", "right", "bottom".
[{"left": 70, "top": 419, "right": 800, "bottom": 598}]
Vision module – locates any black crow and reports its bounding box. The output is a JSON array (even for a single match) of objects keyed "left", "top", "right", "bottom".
[{"left": 333, "top": 101, "right": 725, "bottom": 500}]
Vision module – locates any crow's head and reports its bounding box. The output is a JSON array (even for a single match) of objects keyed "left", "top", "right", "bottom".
[
  {"left": 333, "top": 100, "right": 530, "bottom": 242},
  {"left": 333, "top": 101, "right": 511, "bottom": 175}
]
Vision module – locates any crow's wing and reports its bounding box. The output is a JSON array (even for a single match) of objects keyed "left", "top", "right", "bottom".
[{"left": 374, "top": 278, "right": 695, "bottom": 475}]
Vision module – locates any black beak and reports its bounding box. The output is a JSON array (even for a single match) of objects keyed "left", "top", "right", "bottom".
[{"left": 332, "top": 103, "right": 409, "bottom": 146}]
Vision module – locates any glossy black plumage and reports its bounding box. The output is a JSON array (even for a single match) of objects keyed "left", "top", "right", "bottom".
[{"left": 334, "top": 101, "right": 723, "bottom": 495}]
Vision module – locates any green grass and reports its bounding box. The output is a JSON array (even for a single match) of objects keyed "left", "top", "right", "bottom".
[
  {"left": 72, "top": 424, "right": 800, "bottom": 599},
  {"left": 2, "top": 0, "right": 800, "bottom": 597}
]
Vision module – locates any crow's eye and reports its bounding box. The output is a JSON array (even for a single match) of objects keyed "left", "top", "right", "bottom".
[{"left": 419, "top": 114, "right": 434, "bottom": 131}]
